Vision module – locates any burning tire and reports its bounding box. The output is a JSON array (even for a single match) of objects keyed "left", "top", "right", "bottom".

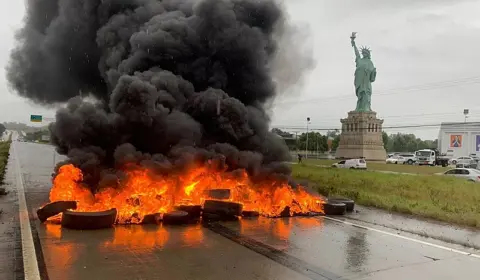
[
  {"left": 201, "top": 212, "right": 222, "bottom": 222},
  {"left": 175, "top": 205, "right": 202, "bottom": 218},
  {"left": 203, "top": 200, "right": 243, "bottom": 217},
  {"left": 241, "top": 210, "right": 259, "bottom": 218},
  {"left": 141, "top": 213, "right": 162, "bottom": 224},
  {"left": 201, "top": 212, "right": 239, "bottom": 222},
  {"left": 163, "top": 211, "right": 190, "bottom": 225},
  {"left": 323, "top": 202, "right": 346, "bottom": 216},
  {"left": 37, "top": 201, "right": 77, "bottom": 223},
  {"left": 61, "top": 208, "right": 117, "bottom": 230},
  {"left": 205, "top": 189, "right": 231, "bottom": 200},
  {"left": 328, "top": 198, "right": 355, "bottom": 212}
]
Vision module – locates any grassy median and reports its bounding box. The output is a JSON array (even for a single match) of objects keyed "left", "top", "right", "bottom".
[
  {"left": 292, "top": 164, "right": 480, "bottom": 228},
  {"left": 0, "top": 140, "right": 11, "bottom": 190},
  {"left": 300, "top": 158, "right": 450, "bottom": 174}
]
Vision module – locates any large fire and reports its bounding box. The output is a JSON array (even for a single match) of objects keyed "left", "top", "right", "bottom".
[{"left": 49, "top": 164, "right": 324, "bottom": 224}]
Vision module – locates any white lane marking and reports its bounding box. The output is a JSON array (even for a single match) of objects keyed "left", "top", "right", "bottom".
[
  {"left": 13, "top": 141, "right": 41, "bottom": 280},
  {"left": 324, "top": 216, "right": 480, "bottom": 259}
]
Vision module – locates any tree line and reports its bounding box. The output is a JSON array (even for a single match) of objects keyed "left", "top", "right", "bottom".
[{"left": 272, "top": 128, "right": 437, "bottom": 153}]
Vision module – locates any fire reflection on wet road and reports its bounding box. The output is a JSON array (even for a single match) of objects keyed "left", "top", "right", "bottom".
[{"left": 14, "top": 141, "right": 480, "bottom": 280}]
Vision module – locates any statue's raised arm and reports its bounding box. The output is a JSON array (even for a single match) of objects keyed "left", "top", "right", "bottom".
[{"left": 350, "top": 32, "right": 360, "bottom": 60}]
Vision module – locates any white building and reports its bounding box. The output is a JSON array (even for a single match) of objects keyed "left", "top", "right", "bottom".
[{"left": 438, "top": 122, "right": 480, "bottom": 157}]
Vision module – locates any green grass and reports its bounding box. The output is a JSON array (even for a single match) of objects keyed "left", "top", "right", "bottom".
[
  {"left": 0, "top": 141, "right": 11, "bottom": 189},
  {"left": 292, "top": 164, "right": 480, "bottom": 228},
  {"left": 300, "top": 158, "right": 450, "bottom": 174}
]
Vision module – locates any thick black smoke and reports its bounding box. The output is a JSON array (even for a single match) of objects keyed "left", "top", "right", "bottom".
[{"left": 8, "top": 0, "right": 311, "bottom": 190}]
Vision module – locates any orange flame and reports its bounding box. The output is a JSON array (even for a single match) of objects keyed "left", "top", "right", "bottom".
[
  {"left": 49, "top": 164, "right": 324, "bottom": 223},
  {"left": 184, "top": 181, "right": 199, "bottom": 196}
]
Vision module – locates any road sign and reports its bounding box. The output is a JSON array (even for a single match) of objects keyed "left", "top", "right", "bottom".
[{"left": 30, "top": 115, "right": 42, "bottom": 123}]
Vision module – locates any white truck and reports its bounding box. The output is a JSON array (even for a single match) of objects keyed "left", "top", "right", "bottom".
[{"left": 415, "top": 149, "right": 449, "bottom": 167}]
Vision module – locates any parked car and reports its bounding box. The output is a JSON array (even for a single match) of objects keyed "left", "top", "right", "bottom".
[
  {"left": 332, "top": 159, "right": 367, "bottom": 169},
  {"left": 386, "top": 156, "right": 405, "bottom": 164},
  {"left": 450, "top": 156, "right": 475, "bottom": 165},
  {"left": 398, "top": 153, "right": 416, "bottom": 165},
  {"left": 439, "top": 168, "right": 480, "bottom": 182},
  {"left": 455, "top": 162, "right": 479, "bottom": 168}
]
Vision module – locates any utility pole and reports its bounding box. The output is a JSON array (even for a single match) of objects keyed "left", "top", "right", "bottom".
[
  {"left": 305, "top": 117, "right": 310, "bottom": 159},
  {"left": 464, "top": 109, "right": 469, "bottom": 156}
]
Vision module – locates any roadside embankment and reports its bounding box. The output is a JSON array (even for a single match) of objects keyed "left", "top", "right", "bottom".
[
  {"left": 0, "top": 140, "right": 12, "bottom": 191},
  {"left": 292, "top": 164, "right": 480, "bottom": 228}
]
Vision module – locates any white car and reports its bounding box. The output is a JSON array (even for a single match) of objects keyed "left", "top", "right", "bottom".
[
  {"left": 332, "top": 159, "right": 367, "bottom": 169},
  {"left": 398, "top": 153, "right": 416, "bottom": 165},
  {"left": 440, "top": 168, "right": 480, "bottom": 182},
  {"left": 386, "top": 156, "right": 405, "bottom": 164},
  {"left": 450, "top": 157, "right": 475, "bottom": 165}
]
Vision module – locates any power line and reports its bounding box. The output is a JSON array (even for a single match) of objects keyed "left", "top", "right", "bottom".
[
  {"left": 273, "top": 75, "right": 480, "bottom": 106},
  {"left": 272, "top": 121, "right": 480, "bottom": 132},
  {"left": 272, "top": 111, "right": 480, "bottom": 127}
]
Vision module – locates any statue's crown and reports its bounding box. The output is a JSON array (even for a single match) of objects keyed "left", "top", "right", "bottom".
[{"left": 360, "top": 46, "right": 371, "bottom": 53}]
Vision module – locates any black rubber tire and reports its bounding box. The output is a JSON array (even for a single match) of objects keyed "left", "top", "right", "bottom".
[
  {"left": 328, "top": 198, "right": 355, "bottom": 212},
  {"left": 201, "top": 212, "right": 239, "bottom": 222},
  {"left": 241, "top": 210, "right": 260, "bottom": 218},
  {"left": 37, "top": 201, "right": 77, "bottom": 223},
  {"left": 205, "top": 189, "right": 231, "bottom": 200},
  {"left": 141, "top": 213, "right": 162, "bottom": 224},
  {"left": 163, "top": 211, "right": 190, "bottom": 225},
  {"left": 174, "top": 205, "right": 202, "bottom": 218},
  {"left": 407, "top": 159, "right": 413, "bottom": 165},
  {"left": 61, "top": 208, "right": 117, "bottom": 230},
  {"left": 452, "top": 160, "right": 457, "bottom": 165},
  {"left": 203, "top": 200, "right": 243, "bottom": 216},
  {"left": 201, "top": 212, "right": 222, "bottom": 222},
  {"left": 323, "top": 202, "right": 346, "bottom": 215}
]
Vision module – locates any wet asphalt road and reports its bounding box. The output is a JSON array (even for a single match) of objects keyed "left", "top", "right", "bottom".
[{"left": 9, "top": 140, "right": 480, "bottom": 280}]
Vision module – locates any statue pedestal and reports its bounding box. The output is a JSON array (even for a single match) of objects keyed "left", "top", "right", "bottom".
[{"left": 335, "top": 111, "right": 387, "bottom": 161}]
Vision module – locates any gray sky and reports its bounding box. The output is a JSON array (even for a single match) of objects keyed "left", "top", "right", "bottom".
[{"left": 1, "top": 0, "right": 480, "bottom": 139}]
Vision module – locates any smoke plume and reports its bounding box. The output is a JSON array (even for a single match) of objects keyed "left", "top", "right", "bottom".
[{"left": 7, "top": 0, "right": 313, "bottom": 190}]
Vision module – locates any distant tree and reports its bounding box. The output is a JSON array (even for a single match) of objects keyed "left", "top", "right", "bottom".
[
  {"left": 382, "top": 131, "right": 389, "bottom": 150},
  {"left": 332, "top": 135, "right": 340, "bottom": 151},
  {"left": 271, "top": 128, "right": 293, "bottom": 138},
  {"left": 325, "top": 130, "right": 341, "bottom": 151},
  {"left": 0, "top": 123, "right": 5, "bottom": 136},
  {"left": 384, "top": 132, "right": 437, "bottom": 152},
  {"left": 297, "top": 132, "right": 328, "bottom": 152}
]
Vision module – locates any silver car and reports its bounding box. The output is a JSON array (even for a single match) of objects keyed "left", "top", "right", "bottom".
[
  {"left": 450, "top": 156, "right": 475, "bottom": 165},
  {"left": 441, "top": 168, "right": 480, "bottom": 182}
]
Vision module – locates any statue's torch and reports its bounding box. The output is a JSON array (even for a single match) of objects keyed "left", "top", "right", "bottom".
[{"left": 350, "top": 32, "right": 357, "bottom": 46}]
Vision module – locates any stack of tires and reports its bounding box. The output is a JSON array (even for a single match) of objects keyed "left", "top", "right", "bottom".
[{"left": 323, "top": 198, "right": 355, "bottom": 216}]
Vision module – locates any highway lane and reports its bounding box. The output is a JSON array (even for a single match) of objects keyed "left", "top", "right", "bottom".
[{"left": 10, "top": 140, "right": 480, "bottom": 280}]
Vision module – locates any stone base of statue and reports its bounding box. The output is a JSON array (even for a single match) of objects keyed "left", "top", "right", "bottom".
[{"left": 335, "top": 111, "right": 387, "bottom": 161}]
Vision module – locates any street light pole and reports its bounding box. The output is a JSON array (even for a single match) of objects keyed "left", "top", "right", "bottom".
[
  {"left": 464, "top": 109, "right": 469, "bottom": 156},
  {"left": 306, "top": 117, "right": 310, "bottom": 159}
]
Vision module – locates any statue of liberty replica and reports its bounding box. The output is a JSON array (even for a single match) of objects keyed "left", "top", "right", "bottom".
[
  {"left": 335, "top": 32, "right": 386, "bottom": 160},
  {"left": 351, "top": 32, "right": 376, "bottom": 112}
]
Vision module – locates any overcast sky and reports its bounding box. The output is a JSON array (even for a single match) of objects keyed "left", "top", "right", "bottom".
[{"left": 1, "top": 0, "right": 480, "bottom": 139}]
